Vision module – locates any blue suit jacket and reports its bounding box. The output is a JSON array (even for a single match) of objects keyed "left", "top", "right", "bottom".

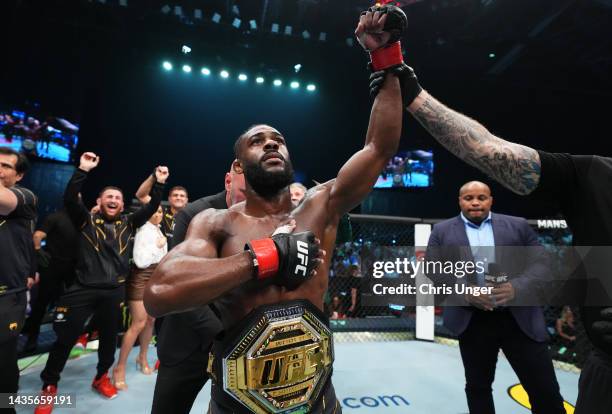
[{"left": 426, "top": 213, "right": 549, "bottom": 342}]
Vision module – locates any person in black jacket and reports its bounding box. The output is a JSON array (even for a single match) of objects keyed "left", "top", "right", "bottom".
[
  {"left": 35, "top": 152, "right": 167, "bottom": 413},
  {"left": 0, "top": 147, "right": 37, "bottom": 414},
  {"left": 151, "top": 162, "right": 245, "bottom": 414}
]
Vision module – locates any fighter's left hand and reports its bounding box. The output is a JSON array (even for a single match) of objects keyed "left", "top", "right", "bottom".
[
  {"left": 490, "top": 282, "right": 515, "bottom": 306},
  {"left": 592, "top": 307, "right": 612, "bottom": 344},
  {"left": 155, "top": 166, "right": 169, "bottom": 184},
  {"left": 355, "top": 10, "right": 390, "bottom": 51}
]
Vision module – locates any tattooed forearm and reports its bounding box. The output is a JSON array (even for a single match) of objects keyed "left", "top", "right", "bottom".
[{"left": 410, "top": 92, "right": 541, "bottom": 195}]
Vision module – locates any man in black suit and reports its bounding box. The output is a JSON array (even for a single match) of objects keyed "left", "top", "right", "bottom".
[
  {"left": 151, "top": 162, "right": 246, "bottom": 414},
  {"left": 426, "top": 181, "right": 564, "bottom": 414}
]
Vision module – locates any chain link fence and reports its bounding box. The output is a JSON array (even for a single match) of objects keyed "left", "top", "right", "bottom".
[{"left": 327, "top": 214, "right": 592, "bottom": 370}]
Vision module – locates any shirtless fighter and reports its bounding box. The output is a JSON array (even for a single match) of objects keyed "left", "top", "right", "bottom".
[{"left": 145, "top": 6, "right": 406, "bottom": 413}]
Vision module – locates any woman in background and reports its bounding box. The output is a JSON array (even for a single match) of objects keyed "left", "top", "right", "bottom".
[{"left": 112, "top": 206, "right": 167, "bottom": 390}]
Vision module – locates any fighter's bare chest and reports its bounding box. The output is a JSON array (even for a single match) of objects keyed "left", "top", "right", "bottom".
[{"left": 219, "top": 210, "right": 327, "bottom": 257}]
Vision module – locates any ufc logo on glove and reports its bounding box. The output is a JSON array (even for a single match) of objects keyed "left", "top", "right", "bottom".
[{"left": 295, "top": 240, "right": 309, "bottom": 276}]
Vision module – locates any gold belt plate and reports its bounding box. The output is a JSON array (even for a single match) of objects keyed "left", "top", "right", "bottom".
[{"left": 222, "top": 304, "right": 333, "bottom": 413}]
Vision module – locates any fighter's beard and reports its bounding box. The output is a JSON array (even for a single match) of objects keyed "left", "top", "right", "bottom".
[{"left": 243, "top": 159, "right": 295, "bottom": 198}]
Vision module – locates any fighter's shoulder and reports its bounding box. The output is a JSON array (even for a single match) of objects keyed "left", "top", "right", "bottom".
[
  {"left": 188, "top": 207, "right": 229, "bottom": 235},
  {"left": 305, "top": 180, "right": 335, "bottom": 200}
]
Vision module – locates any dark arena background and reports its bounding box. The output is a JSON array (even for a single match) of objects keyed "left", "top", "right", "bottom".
[{"left": 2, "top": 0, "right": 611, "bottom": 413}]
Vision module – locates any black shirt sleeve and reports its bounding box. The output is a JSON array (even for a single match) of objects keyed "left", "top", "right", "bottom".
[
  {"left": 64, "top": 169, "right": 91, "bottom": 228},
  {"left": 7, "top": 186, "right": 37, "bottom": 220},
  {"left": 129, "top": 181, "right": 165, "bottom": 229},
  {"left": 534, "top": 151, "right": 581, "bottom": 199}
]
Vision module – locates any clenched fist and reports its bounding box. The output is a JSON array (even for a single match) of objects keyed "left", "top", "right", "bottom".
[{"left": 79, "top": 152, "right": 99, "bottom": 172}]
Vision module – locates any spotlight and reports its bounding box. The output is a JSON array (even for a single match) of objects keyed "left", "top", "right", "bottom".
[
  {"left": 273, "top": 79, "right": 282, "bottom": 87},
  {"left": 220, "top": 70, "right": 229, "bottom": 78},
  {"left": 489, "top": 52, "right": 496, "bottom": 58},
  {"left": 212, "top": 13, "right": 221, "bottom": 23},
  {"left": 256, "top": 77, "right": 264, "bottom": 84},
  {"left": 232, "top": 18, "right": 241, "bottom": 29},
  {"left": 201, "top": 67, "right": 211, "bottom": 76},
  {"left": 318, "top": 32, "right": 327, "bottom": 42},
  {"left": 294, "top": 64, "right": 302, "bottom": 73},
  {"left": 284, "top": 26, "right": 292, "bottom": 36},
  {"left": 238, "top": 73, "right": 248, "bottom": 81},
  {"left": 249, "top": 20, "right": 257, "bottom": 30},
  {"left": 181, "top": 45, "right": 191, "bottom": 54},
  {"left": 162, "top": 61, "right": 172, "bottom": 71},
  {"left": 306, "top": 84, "right": 316, "bottom": 92},
  {"left": 302, "top": 30, "right": 310, "bottom": 40},
  {"left": 271, "top": 23, "right": 279, "bottom": 34},
  {"left": 182, "top": 64, "right": 192, "bottom": 73},
  {"left": 290, "top": 81, "right": 300, "bottom": 89}
]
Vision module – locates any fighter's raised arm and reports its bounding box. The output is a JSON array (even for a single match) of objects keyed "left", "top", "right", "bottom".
[{"left": 328, "top": 8, "right": 403, "bottom": 215}]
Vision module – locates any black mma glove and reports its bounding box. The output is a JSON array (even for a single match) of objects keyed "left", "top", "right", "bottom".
[
  {"left": 363, "top": 4, "right": 407, "bottom": 45},
  {"left": 369, "top": 64, "right": 422, "bottom": 107},
  {"left": 245, "top": 231, "right": 320, "bottom": 290},
  {"left": 592, "top": 307, "right": 612, "bottom": 344}
]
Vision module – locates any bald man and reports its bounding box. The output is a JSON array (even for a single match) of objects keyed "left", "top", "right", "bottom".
[
  {"left": 426, "top": 181, "right": 564, "bottom": 414},
  {"left": 151, "top": 163, "right": 246, "bottom": 414}
]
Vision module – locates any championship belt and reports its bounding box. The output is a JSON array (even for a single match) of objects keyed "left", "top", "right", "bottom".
[{"left": 208, "top": 300, "right": 334, "bottom": 414}]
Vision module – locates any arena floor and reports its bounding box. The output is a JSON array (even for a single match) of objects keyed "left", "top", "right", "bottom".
[{"left": 16, "top": 338, "right": 579, "bottom": 413}]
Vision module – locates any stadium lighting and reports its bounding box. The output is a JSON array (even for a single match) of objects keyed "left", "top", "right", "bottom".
[
  {"left": 290, "top": 81, "right": 300, "bottom": 89},
  {"left": 271, "top": 23, "right": 279, "bottom": 34},
  {"left": 294, "top": 64, "right": 302, "bottom": 73},
  {"left": 273, "top": 79, "right": 282, "bottom": 87},
  {"left": 232, "top": 18, "right": 241, "bottom": 29},
  {"left": 256, "top": 77, "right": 264, "bottom": 84},
  {"left": 212, "top": 13, "right": 221, "bottom": 23},
  {"left": 284, "top": 26, "right": 292, "bottom": 36},
  {"left": 249, "top": 20, "right": 257, "bottom": 30},
  {"left": 182, "top": 64, "right": 192, "bottom": 73},
  {"left": 162, "top": 61, "right": 173, "bottom": 71},
  {"left": 220, "top": 70, "right": 230, "bottom": 78},
  {"left": 306, "top": 84, "right": 316, "bottom": 92},
  {"left": 238, "top": 73, "right": 248, "bottom": 81},
  {"left": 201, "top": 67, "right": 211, "bottom": 76}
]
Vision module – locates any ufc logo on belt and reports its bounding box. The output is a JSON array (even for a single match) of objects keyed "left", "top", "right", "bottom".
[{"left": 295, "top": 241, "right": 308, "bottom": 276}]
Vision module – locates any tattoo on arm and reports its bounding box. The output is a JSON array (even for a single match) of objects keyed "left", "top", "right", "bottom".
[{"left": 412, "top": 94, "right": 541, "bottom": 195}]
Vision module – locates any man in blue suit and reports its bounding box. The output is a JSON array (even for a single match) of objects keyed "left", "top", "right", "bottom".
[{"left": 426, "top": 181, "right": 564, "bottom": 414}]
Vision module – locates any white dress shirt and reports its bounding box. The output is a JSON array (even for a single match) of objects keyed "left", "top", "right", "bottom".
[{"left": 133, "top": 221, "right": 167, "bottom": 269}]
